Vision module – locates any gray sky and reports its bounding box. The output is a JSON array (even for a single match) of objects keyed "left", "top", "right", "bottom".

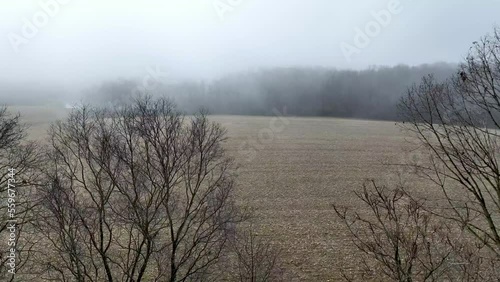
[{"left": 1, "top": 0, "right": 499, "bottom": 92}]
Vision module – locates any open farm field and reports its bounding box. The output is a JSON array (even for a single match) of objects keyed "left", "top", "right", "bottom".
[{"left": 16, "top": 107, "right": 438, "bottom": 281}]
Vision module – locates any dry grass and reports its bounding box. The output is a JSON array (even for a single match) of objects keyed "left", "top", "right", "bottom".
[{"left": 18, "top": 107, "right": 441, "bottom": 281}]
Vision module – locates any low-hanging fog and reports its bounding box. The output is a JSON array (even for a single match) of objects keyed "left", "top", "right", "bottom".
[{"left": 1, "top": 0, "right": 499, "bottom": 120}]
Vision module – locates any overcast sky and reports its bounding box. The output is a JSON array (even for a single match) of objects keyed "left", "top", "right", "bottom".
[{"left": 1, "top": 0, "right": 499, "bottom": 91}]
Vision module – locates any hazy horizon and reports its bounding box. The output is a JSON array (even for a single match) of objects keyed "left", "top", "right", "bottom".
[{"left": 1, "top": 0, "right": 499, "bottom": 94}]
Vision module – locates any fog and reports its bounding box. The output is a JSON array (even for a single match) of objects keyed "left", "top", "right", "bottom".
[{"left": 1, "top": 0, "right": 499, "bottom": 115}]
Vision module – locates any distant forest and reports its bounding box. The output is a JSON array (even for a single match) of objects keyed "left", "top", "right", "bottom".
[
  {"left": 3, "top": 63, "right": 457, "bottom": 121},
  {"left": 90, "top": 63, "right": 456, "bottom": 121}
]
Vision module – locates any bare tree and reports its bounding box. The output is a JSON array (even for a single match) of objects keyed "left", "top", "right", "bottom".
[
  {"left": 334, "top": 180, "right": 455, "bottom": 282},
  {"left": 33, "top": 96, "right": 242, "bottom": 281},
  {"left": 334, "top": 180, "right": 500, "bottom": 281},
  {"left": 224, "top": 224, "right": 283, "bottom": 282},
  {"left": 0, "top": 107, "right": 23, "bottom": 151},
  {"left": 399, "top": 27, "right": 500, "bottom": 258},
  {"left": 0, "top": 107, "right": 42, "bottom": 281}
]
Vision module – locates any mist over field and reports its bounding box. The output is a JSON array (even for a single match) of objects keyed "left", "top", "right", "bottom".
[
  {"left": 3, "top": 63, "right": 458, "bottom": 120},
  {"left": 1, "top": 0, "right": 499, "bottom": 119},
  {"left": 2, "top": 1, "right": 500, "bottom": 281}
]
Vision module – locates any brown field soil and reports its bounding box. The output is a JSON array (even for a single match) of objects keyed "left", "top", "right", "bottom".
[{"left": 17, "top": 107, "right": 440, "bottom": 281}]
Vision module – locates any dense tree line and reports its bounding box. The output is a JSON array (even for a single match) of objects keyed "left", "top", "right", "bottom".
[
  {"left": 87, "top": 63, "right": 456, "bottom": 120},
  {"left": 0, "top": 63, "right": 456, "bottom": 121}
]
